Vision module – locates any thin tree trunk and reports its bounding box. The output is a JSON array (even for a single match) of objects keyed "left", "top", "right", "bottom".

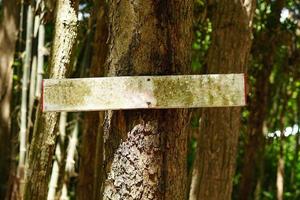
[
  {"left": 28, "top": 55, "right": 37, "bottom": 127},
  {"left": 190, "top": 1, "right": 255, "bottom": 200},
  {"left": 276, "top": 141, "right": 284, "bottom": 200},
  {"left": 276, "top": 94, "right": 288, "bottom": 200},
  {"left": 276, "top": 125, "right": 285, "bottom": 200},
  {"left": 102, "top": 1, "right": 193, "bottom": 199},
  {"left": 291, "top": 128, "right": 300, "bottom": 195},
  {"left": 18, "top": 5, "right": 34, "bottom": 194},
  {"left": 0, "top": 0, "right": 20, "bottom": 198},
  {"left": 27, "top": 10, "right": 41, "bottom": 131},
  {"left": 23, "top": 0, "right": 78, "bottom": 199},
  {"left": 35, "top": 21, "right": 45, "bottom": 99},
  {"left": 291, "top": 99, "right": 300, "bottom": 194},
  {"left": 77, "top": 1, "right": 108, "bottom": 199},
  {"left": 60, "top": 119, "right": 79, "bottom": 200},
  {"left": 254, "top": 123, "right": 267, "bottom": 200},
  {"left": 47, "top": 112, "right": 67, "bottom": 200}
]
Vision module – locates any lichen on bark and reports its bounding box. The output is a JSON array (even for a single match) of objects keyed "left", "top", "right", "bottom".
[{"left": 104, "top": 123, "right": 162, "bottom": 200}]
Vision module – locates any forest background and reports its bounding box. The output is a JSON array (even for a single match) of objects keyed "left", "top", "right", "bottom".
[{"left": 0, "top": 0, "right": 300, "bottom": 199}]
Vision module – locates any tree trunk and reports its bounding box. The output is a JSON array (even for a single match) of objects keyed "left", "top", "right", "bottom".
[
  {"left": 276, "top": 94, "right": 288, "bottom": 200},
  {"left": 238, "top": 57, "right": 272, "bottom": 200},
  {"left": 238, "top": 1, "right": 285, "bottom": 199},
  {"left": 47, "top": 112, "right": 67, "bottom": 200},
  {"left": 0, "top": 0, "right": 20, "bottom": 198},
  {"left": 77, "top": 1, "right": 108, "bottom": 199},
  {"left": 18, "top": 5, "right": 34, "bottom": 194},
  {"left": 276, "top": 141, "right": 284, "bottom": 200},
  {"left": 23, "top": 0, "right": 78, "bottom": 199},
  {"left": 190, "top": 1, "right": 255, "bottom": 200},
  {"left": 291, "top": 125, "right": 300, "bottom": 196},
  {"left": 290, "top": 98, "right": 300, "bottom": 196},
  {"left": 253, "top": 124, "right": 267, "bottom": 200},
  {"left": 102, "top": 1, "right": 193, "bottom": 199}
]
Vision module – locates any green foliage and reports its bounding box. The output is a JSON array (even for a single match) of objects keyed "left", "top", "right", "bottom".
[
  {"left": 187, "top": 137, "right": 197, "bottom": 173},
  {"left": 261, "top": 135, "right": 300, "bottom": 200},
  {"left": 192, "top": 0, "right": 211, "bottom": 73}
]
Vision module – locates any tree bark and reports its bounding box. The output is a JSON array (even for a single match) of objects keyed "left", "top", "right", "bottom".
[
  {"left": 102, "top": 1, "right": 193, "bottom": 199},
  {"left": 0, "top": 0, "right": 20, "bottom": 198},
  {"left": 77, "top": 1, "right": 108, "bottom": 199},
  {"left": 23, "top": 0, "right": 78, "bottom": 199},
  {"left": 190, "top": 1, "right": 255, "bottom": 200}
]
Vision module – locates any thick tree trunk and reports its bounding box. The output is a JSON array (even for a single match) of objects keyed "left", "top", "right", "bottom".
[
  {"left": 77, "top": 1, "right": 108, "bottom": 200},
  {"left": 190, "top": 1, "right": 255, "bottom": 200},
  {"left": 0, "top": 0, "right": 20, "bottom": 198},
  {"left": 23, "top": 0, "right": 78, "bottom": 199},
  {"left": 102, "top": 1, "right": 193, "bottom": 199}
]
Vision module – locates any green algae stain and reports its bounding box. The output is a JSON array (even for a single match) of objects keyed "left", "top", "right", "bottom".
[
  {"left": 46, "top": 80, "right": 92, "bottom": 107},
  {"left": 152, "top": 77, "right": 194, "bottom": 107},
  {"left": 230, "top": 91, "right": 240, "bottom": 105}
]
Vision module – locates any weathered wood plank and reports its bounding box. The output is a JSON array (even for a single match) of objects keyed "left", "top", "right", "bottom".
[{"left": 42, "top": 74, "right": 246, "bottom": 112}]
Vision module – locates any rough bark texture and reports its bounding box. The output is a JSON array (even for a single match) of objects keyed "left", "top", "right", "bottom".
[
  {"left": 102, "top": 0, "right": 193, "bottom": 199},
  {"left": 23, "top": 0, "right": 78, "bottom": 199},
  {"left": 190, "top": 1, "right": 255, "bottom": 200},
  {"left": 238, "top": 1, "right": 285, "bottom": 199},
  {"left": 0, "top": 0, "right": 20, "bottom": 198},
  {"left": 77, "top": 1, "right": 108, "bottom": 199}
]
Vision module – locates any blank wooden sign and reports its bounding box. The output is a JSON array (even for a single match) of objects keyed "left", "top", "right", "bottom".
[{"left": 42, "top": 74, "right": 246, "bottom": 112}]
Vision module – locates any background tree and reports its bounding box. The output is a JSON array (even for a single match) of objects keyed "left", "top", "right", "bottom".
[
  {"left": 238, "top": 1, "right": 286, "bottom": 199},
  {"left": 190, "top": 1, "right": 255, "bottom": 199},
  {"left": 77, "top": 0, "right": 107, "bottom": 199},
  {"left": 235, "top": 0, "right": 300, "bottom": 199}
]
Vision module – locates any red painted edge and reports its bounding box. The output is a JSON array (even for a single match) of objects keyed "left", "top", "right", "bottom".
[
  {"left": 244, "top": 73, "right": 247, "bottom": 105},
  {"left": 41, "top": 79, "right": 44, "bottom": 112}
]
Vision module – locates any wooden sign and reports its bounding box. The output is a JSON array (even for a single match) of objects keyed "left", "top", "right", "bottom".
[{"left": 42, "top": 74, "right": 246, "bottom": 112}]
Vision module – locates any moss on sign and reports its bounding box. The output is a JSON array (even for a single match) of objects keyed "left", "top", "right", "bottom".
[
  {"left": 153, "top": 77, "right": 194, "bottom": 107},
  {"left": 45, "top": 80, "right": 92, "bottom": 108}
]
